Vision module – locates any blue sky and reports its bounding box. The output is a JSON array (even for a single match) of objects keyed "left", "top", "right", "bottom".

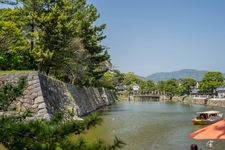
[
  {"left": 1, "top": 0, "right": 225, "bottom": 76},
  {"left": 87, "top": 0, "right": 225, "bottom": 76}
]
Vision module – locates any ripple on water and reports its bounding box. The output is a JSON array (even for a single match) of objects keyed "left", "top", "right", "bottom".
[{"left": 72, "top": 101, "right": 225, "bottom": 150}]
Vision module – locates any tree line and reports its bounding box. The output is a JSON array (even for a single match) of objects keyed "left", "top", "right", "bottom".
[
  {"left": 106, "top": 70, "right": 225, "bottom": 98},
  {"left": 0, "top": 0, "right": 110, "bottom": 87}
]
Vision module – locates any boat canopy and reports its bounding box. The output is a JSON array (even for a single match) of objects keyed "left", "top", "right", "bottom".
[{"left": 196, "top": 111, "right": 221, "bottom": 114}]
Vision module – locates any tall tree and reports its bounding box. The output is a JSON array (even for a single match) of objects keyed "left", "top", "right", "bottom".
[
  {"left": 1, "top": 0, "right": 110, "bottom": 87},
  {"left": 141, "top": 80, "right": 156, "bottom": 91},
  {"left": 76, "top": 2, "right": 110, "bottom": 86},
  {"left": 157, "top": 79, "right": 178, "bottom": 98},
  {"left": 200, "top": 72, "right": 224, "bottom": 94},
  {"left": 123, "top": 72, "right": 141, "bottom": 85},
  {"left": 17, "top": 0, "right": 109, "bottom": 85},
  {"left": 177, "top": 78, "right": 196, "bottom": 95},
  {"left": 0, "top": 8, "right": 35, "bottom": 70}
]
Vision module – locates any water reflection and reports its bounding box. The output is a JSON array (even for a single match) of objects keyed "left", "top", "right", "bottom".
[{"left": 73, "top": 101, "right": 225, "bottom": 150}]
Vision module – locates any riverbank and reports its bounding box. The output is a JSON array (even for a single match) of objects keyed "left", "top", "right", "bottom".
[
  {"left": 118, "top": 93, "right": 225, "bottom": 108},
  {"left": 168, "top": 96, "right": 225, "bottom": 108}
]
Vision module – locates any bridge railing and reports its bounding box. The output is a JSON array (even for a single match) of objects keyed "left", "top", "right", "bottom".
[{"left": 128, "top": 90, "right": 165, "bottom": 96}]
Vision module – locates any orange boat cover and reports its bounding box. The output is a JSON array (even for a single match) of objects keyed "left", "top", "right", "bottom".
[{"left": 188, "top": 120, "right": 225, "bottom": 140}]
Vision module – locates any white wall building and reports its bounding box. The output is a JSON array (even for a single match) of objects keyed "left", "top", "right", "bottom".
[
  {"left": 216, "top": 87, "right": 225, "bottom": 98},
  {"left": 132, "top": 85, "right": 139, "bottom": 92}
]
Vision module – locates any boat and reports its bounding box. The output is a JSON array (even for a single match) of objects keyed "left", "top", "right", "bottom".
[{"left": 192, "top": 111, "right": 224, "bottom": 125}]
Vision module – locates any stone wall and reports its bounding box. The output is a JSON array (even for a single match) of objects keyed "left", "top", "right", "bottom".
[
  {"left": 170, "top": 96, "right": 225, "bottom": 108},
  {"left": 0, "top": 72, "right": 116, "bottom": 119}
]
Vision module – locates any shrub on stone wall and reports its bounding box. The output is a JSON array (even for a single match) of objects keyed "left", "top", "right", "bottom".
[{"left": 0, "top": 77, "right": 26, "bottom": 111}]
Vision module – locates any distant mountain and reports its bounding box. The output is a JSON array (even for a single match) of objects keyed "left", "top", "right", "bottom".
[{"left": 146, "top": 69, "right": 209, "bottom": 81}]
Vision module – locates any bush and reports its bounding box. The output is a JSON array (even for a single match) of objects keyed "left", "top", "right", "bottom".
[
  {"left": 0, "top": 113, "right": 125, "bottom": 150},
  {"left": 0, "top": 77, "right": 26, "bottom": 111}
]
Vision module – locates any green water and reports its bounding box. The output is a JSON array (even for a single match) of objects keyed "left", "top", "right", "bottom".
[{"left": 76, "top": 101, "right": 225, "bottom": 150}]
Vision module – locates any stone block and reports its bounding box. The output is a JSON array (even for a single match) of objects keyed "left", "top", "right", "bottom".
[
  {"left": 43, "top": 114, "right": 51, "bottom": 120},
  {"left": 32, "top": 104, "right": 38, "bottom": 109},
  {"left": 24, "top": 95, "right": 30, "bottom": 100},
  {"left": 35, "top": 96, "right": 44, "bottom": 104},
  {"left": 73, "top": 116, "right": 83, "bottom": 121},
  {"left": 38, "top": 108, "right": 48, "bottom": 115},
  {"left": 30, "top": 94, "right": 37, "bottom": 100},
  {"left": 32, "top": 80, "right": 39, "bottom": 85},
  {"left": 28, "top": 80, "right": 34, "bottom": 85},
  {"left": 33, "top": 75, "right": 39, "bottom": 80},
  {"left": 37, "top": 91, "right": 43, "bottom": 96},
  {"left": 33, "top": 83, "right": 40, "bottom": 89},
  {"left": 27, "top": 86, "right": 33, "bottom": 90},
  {"left": 31, "top": 92, "right": 38, "bottom": 98},
  {"left": 38, "top": 103, "right": 46, "bottom": 109},
  {"left": 23, "top": 89, "right": 29, "bottom": 95},
  {"left": 26, "top": 117, "right": 35, "bottom": 121},
  {"left": 27, "top": 99, "right": 33, "bottom": 105},
  {"left": 27, "top": 75, "right": 33, "bottom": 81},
  {"left": 32, "top": 86, "right": 42, "bottom": 93}
]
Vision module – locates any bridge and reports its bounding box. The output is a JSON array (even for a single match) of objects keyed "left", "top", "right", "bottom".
[
  {"left": 129, "top": 90, "right": 164, "bottom": 97},
  {"left": 117, "top": 90, "right": 166, "bottom": 101}
]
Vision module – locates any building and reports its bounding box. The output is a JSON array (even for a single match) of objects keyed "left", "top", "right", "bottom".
[
  {"left": 115, "top": 85, "right": 127, "bottom": 91},
  {"left": 132, "top": 85, "right": 139, "bottom": 92},
  {"left": 216, "top": 87, "right": 225, "bottom": 98},
  {"left": 190, "top": 82, "right": 199, "bottom": 96}
]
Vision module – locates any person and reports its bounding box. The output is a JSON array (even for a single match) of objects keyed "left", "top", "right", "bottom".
[
  {"left": 206, "top": 140, "right": 214, "bottom": 150},
  {"left": 190, "top": 144, "right": 198, "bottom": 150}
]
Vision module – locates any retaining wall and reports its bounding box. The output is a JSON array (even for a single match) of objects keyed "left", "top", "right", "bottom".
[
  {"left": 0, "top": 72, "right": 116, "bottom": 119},
  {"left": 170, "top": 96, "right": 225, "bottom": 108}
]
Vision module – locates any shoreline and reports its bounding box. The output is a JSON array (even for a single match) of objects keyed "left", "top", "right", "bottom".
[
  {"left": 118, "top": 94, "right": 225, "bottom": 108},
  {"left": 163, "top": 96, "right": 225, "bottom": 108}
]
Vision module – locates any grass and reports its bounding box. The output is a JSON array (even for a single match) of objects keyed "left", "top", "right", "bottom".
[
  {"left": 0, "top": 144, "right": 7, "bottom": 150},
  {"left": 0, "top": 70, "right": 33, "bottom": 75}
]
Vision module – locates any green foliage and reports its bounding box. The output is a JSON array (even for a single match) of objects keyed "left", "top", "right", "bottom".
[
  {"left": 19, "top": 0, "right": 110, "bottom": 85},
  {"left": 157, "top": 80, "right": 178, "bottom": 98},
  {"left": 108, "top": 136, "right": 126, "bottom": 150},
  {"left": 123, "top": 72, "right": 141, "bottom": 85},
  {"left": 98, "top": 70, "right": 125, "bottom": 89},
  {"left": 177, "top": 78, "right": 196, "bottom": 96},
  {"left": 0, "top": 0, "right": 110, "bottom": 87},
  {"left": 0, "top": 8, "right": 36, "bottom": 70},
  {"left": 139, "top": 80, "right": 156, "bottom": 91},
  {"left": 85, "top": 113, "right": 103, "bottom": 129},
  {"left": 0, "top": 77, "right": 26, "bottom": 111},
  {"left": 0, "top": 70, "right": 32, "bottom": 75},
  {"left": 200, "top": 72, "right": 224, "bottom": 94},
  {"left": 98, "top": 71, "right": 115, "bottom": 89},
  {"left": 101, "top": 71, "right": 156, "bottom": 92},
  {"left": 0, "top": 113, "right": 124, "bottom": 150},
  {"left": 156, "top": 78, "right": 196, "bottom": 97}
]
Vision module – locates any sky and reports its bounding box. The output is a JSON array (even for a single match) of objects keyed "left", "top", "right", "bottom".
[
  {"left": 1, "top": 0, "right": 225, "bottom": 76},
  {"left": 87, "top": 0, "right": 225, "bottom": 76}
]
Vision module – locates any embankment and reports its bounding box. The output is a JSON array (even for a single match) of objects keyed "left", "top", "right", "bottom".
[
  {"left": 0, "top": 72, "right": 116, "bottom": 120},
  {"left": 168, "top": 96, "right": 225, "bottom": 108}
]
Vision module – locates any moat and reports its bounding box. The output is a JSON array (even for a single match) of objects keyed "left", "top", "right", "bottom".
[{"left": 75, "top": 100, "right": 225, "bottom": 150}]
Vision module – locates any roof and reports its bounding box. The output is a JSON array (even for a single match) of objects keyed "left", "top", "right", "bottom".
[{"left": 196, "top": 111, "right": 221, "bottom": 114}]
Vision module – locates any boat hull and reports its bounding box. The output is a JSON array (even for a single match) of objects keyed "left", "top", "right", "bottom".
[{"left": 192, "top": 118, "right": 223, "bottom": 125}]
